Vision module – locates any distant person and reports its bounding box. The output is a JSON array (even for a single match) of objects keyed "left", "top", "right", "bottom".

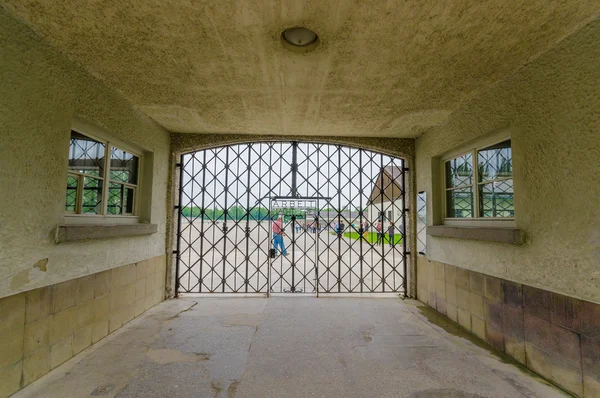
[
  {"left": 362, "top": 221, "right": 369, "bottom": 240},
  {"left": 337, "top": 222, "right": 345, "bottom": 237},
  {"left": 375, "top": 220, "right": 383, "bottom": 245},
  {"left": 388, "top": 221, "right": 395, "bottom": 247},
  {"left": 272, "top": 213, "right": 288, "bottom": 256}
]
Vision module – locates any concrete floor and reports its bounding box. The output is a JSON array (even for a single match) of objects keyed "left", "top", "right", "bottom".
[{"left": 15, "top": 298, "right": 567, "bottom": 398}]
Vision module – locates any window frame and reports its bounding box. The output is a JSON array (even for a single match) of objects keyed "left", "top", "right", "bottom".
[
  {"left": 440, "top": 133, "right": 514, "bottom": 227},
  {"left": 106, "top": 146, "right": 141, "bottom": 217},
  {"left": 64, "top": 122, "right": 144, "bottom": 224}
]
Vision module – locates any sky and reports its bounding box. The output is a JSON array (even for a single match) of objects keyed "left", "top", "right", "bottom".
[{"left": 180, "top": 143, "right": 404, "bottom": 212}]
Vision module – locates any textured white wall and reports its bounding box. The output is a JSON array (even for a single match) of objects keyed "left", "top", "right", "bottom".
[
  {"left": 416, "top": 20, "right": 600, "bottom": 303},
  {"left": 0, "top": 8, "right": 170, "bottom": 299}
]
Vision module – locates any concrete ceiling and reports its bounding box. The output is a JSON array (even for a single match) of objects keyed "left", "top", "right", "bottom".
[{"left": 4, "top": 1, "right": 599, "bottom": 137}]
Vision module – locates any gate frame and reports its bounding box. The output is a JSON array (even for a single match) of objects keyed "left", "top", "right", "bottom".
[{"left": 166, "top": 133, "right": 416, "bottom": 298}]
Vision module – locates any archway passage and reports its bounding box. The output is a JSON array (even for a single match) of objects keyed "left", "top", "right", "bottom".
[{"left": 175, "top": 142, "right": 408, "bottom": 294}]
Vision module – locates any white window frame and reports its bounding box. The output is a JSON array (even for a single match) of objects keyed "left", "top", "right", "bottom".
[
  {"left": 64, "top": 119, "right": 144, "bottom": 225},
  {"left": 440, "top": 132, "right": 515, "bottom": 227}
]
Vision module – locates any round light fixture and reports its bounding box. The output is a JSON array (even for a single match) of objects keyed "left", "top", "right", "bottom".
[{"left": 281, "top": 26, "right": 319, "bottom": 53}]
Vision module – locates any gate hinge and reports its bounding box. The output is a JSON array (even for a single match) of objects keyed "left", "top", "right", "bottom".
[
  {"left": 176, "top": 163, "right": 182, "bottom": 168},
  {"left": 174, "top": 205, "right": 181, "bottom": 210},
  {"left": 172, "top": 250, "right": 179, "bottom": 255},
  {"left": 404, "top": 208, "right": 409, "bottom": 212},
  {"left": 403, "top": 167, "right": 409, "bottom": 172}
]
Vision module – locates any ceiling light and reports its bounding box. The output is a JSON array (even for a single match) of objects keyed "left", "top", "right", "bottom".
[{"left": 281, "top": 27, "right": 319, "bottom": 53}]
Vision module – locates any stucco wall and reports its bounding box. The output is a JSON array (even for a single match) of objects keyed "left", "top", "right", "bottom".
[
  {"left": 0, "top": 7, "right": 170, "bottom": 299},
  {"left": 416, "top": 19, "right": 600, "bottom": 303}
]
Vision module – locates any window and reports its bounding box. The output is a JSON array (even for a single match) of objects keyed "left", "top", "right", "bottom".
[
  {"left": 417, "top": 191, "right": 427, "bottom": 254},
  {"left": 108, "top": 147, "right": 139, "bottom": 215},
  {"left": 444, "top": 139, "right": 513, "bottom": 219},
  {"left": 66, "top": 130, "right": 140, "bottom": 217}
]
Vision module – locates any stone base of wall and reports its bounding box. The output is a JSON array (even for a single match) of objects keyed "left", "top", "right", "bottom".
[
  {"left": 0, "top": 255, "right": 166, "bottom": 398},
  {"left": 417, "top": 258, "right": 600, "bottom": 397}
]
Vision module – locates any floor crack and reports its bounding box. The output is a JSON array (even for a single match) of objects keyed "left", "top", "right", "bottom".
[
  {"left": 247, "top": 299, "right": 268, "bottom": 352},
  {"left": 168, "top": 301, "right": 198, "bottom": 320}
]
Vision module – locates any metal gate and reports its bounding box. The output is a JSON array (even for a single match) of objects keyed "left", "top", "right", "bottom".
[{"left": 175, "top": 142, "right": 408, "bottom": 295}]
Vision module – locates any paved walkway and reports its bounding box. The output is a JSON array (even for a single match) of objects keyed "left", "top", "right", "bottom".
[
  {"left": 178, "top": 221, "right": 405, "bottom": 293},
  {"left": 15, "top": 298, "right": 567, "bottom": 398}
]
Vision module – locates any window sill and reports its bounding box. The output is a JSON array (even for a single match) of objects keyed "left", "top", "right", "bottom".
[
  {"left": 55, "top": 223, "right": 157, "bottom": 243},
  {"left": 63, "top": 214, "right": 140, "bottom": 225},
  {"left": 426, "top": 225, "right": 524, "bottom": 245}
]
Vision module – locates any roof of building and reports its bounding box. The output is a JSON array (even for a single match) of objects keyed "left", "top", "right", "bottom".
[{"left": 368, "top": 166, "right": 404, "bottom": 203}]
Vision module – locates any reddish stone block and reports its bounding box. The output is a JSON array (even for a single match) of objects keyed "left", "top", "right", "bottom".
[
  {"left": 582, "top": 336, "right": 600, "bottom": 383},
  {"left": 524, "top": 313, "right": 552, "bottom": 352},
  {"left": 525, "top": 342, "right": 552, "bottom": 381},
  {"left": 505, "top": 334, "right": 526, "bottom": 365},
  {"left": 581, "top": 300, "right": 600, "bottom": 344},
  {"left": 523, "top": 285, "right": 550, "bottom": 321},
  {"left": 485, "top": 275, "right": 502, "bottom": 303},
  {"left": 502, "top": 279, "right": 523, "bottom": 308},
  {"left": 484, "top": 299, "right": 503, "bottom": 329},
  {"left": 485, "top": 322, "right": 505, "bottom": 352},
  {"left": 503, "top": 305, "right": 524, "bottom": 339},
  {"left": 549, "top": 324, "right": 582, "bottom": 368},
  {"left": 550, "top": 292, "right": 581, "bottom": 332}
]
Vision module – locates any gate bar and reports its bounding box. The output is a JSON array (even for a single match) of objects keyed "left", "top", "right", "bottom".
[
  {"left": 244, "top": 146, "right": 252, "bottom": 293},
  {"left": 198, "top": 150, "right": 207, "bottom": 292},
  {"left": 174, "top": 156, "right": 184, "bottom": 295},
  {"left": 291, "top": 142, "right": 298, "bottom": 197},
  {"left": 221, "top": 147, "right": 230, "bottom": 292},
  {"left": 402, "top": 160, "right": 408, "bottom": 293}
]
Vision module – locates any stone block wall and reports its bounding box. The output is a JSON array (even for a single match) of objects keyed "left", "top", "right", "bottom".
[
  {"left": 418, "top": 259, "right": 600, "bottom": 397},
  {"left": 0, "top": 255, "right": 166, "bottom": 398}
]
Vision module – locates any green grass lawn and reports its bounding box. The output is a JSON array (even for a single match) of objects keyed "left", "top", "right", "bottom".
[{"left": 342, "top": 231, "right": 402, "bottom": 245}]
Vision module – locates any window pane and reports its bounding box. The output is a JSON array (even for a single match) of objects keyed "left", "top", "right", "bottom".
[
  {"left": 445, "top": 153, "right": 472, "bottom": 188},
  {"left": 82, "top": 177, "right": 103, "bottom": 214},
  {"left": 446, "top": 187, "right": 473, "bottom": 218},
  {"left": 110, "top": 147, "right": 139, "bottom": 184},
  {"left": 124, "top": 187, "right": 135, "bottom": 214},
  {"left": 108, "top": 183, "right": 136, "bottom": 215},
  {"left": 107, "top": 183, "right": 123, "bottom": 215},
  {"left": 478, "top": 179, "right": 514, "bottom": 218},
  {"left": 68, "top": 131, "right": 105, "bottom": 177},
  {"left": 65, "top": 174, "right": 78, "bottom": 212},
  {"left": 478, "top": 139, "right": 512, "bottom": 182}
]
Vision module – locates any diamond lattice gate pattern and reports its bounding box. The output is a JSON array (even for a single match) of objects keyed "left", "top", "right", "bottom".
[{"left": 175, "top": 142, "right": 408, "bottom": 294}]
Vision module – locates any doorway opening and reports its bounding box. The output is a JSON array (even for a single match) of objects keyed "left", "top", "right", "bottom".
[{"left": 175, "top": 142, "right": 408, "bottom": 295}]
